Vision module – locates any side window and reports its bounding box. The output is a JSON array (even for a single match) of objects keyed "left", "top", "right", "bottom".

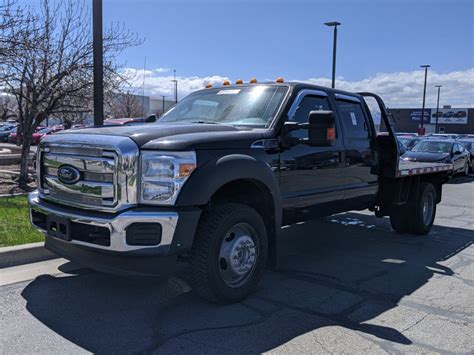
[
  {"left": 336, "top": 100, "right": 369, "bottom": 139},
  {"left": 291, "top": 95, "right": 330, "bottom": 138}
]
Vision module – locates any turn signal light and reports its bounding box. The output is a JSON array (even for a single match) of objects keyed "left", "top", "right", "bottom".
[
  {"left": 235, "top": 79, "right": 243, "bottom": 84},
  {"left": 327, "top": 128, "right": 336, "bottom": 140},
  {"left": 222, "top": 80, "right": 231, "bottom": 86},
  {"left": 276, "top": 77, "right": 284, "bottom": 83},
  {"left": 249, "top": 77, "right": 258, "bottom": 83},
  {"left": 205, "top": 83, "right": 213, "bottom": 88}
]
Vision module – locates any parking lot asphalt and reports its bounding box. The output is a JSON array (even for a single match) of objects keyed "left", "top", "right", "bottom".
[{"left": 0, "top": 175, "right": 473, "bottom": 354}]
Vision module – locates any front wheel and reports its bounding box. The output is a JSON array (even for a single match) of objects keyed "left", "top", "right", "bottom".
[
  {"left": 463, "top": 160, "right": 470, "bottom": 176},
  {"left": 189, "top": 203, "right": 268, "bottom": 304}
]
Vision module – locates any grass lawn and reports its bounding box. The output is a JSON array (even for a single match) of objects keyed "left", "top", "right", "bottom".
[{"left": 0, "top": 195, "right": 43, "bottom": 247}]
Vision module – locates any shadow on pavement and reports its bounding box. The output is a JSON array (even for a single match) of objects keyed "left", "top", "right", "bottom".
[
  {"left": 21, "top": 212, "right": 473, "bottom": 353},
  {"left": 447, "top": 173, "right": 474, "bottom": 185}
]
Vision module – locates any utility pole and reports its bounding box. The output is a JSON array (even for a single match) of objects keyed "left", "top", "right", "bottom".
[
  {"left": 161, "top": 95, "right": 166, "bottom": 115},
  {"left": 419, "top": 64, "right": 430, "bottom": 134},
  {"left": 324, "top": 21, "right": 341, "bottom": 88},
  {"left": 92, "top": 0, "right": 104, "bottom": 126},
  {"left": 435, "top": 85, "right": 442, "bottom": 133},
  {"left": 171, "top": 69, "right": 178, "bottom": 103}
]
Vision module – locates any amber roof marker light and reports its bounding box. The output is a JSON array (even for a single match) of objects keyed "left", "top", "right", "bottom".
[
  {"left": 235, "top": 79, "right": 243, "bottom": 84},
  {"left": 276, "top": 77, "right": 284, "bottom": 83},
  {"left": 222, "top": 80, "right": 231, "bottom": 86},
  {"left": 249, "top": 77, "right": 258, "bottom": 83},
  {"left": 205, "top": 83, "right": 213, "bottom": 88}
]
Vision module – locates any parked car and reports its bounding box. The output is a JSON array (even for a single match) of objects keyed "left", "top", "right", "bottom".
[
  {"left": 442, "top": 111, "right": 455, "bottom": 118},
  {"left": 8, "top": 125, "right": 61, "bottom": 144},
  {"left": 402, "top": 139, "right": 470, "bottom": 175},
  {"left": 396, "top": 132, "right": 418, "bottom": 137},
  {"left": 0, "top": 127, "right": 16, "bottom": 142},
  {"left": 31, "top": 126, "right": 64, "bottom": 144},
  {"left": 397, "top": 136, "right": 421, "bottom": 150},
  {"left": 459, "top": 139, "right": 474, "bottom": 172},
  {"left": 425, "top": 133, "right": 459, "bottom": 140},
  {"left": 29, "top": 82, "right": 453, "bottom": 303}
]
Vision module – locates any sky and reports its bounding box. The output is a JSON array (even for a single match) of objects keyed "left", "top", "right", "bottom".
[{"left": 25, "top": 0, "right": 474, "bottom": 107}]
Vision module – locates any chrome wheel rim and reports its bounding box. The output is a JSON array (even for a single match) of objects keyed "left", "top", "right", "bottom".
[
  {"left": 422, "top": 191, "right": 434, "bottom": 226},
  {"left": 218, "top": 223, "right": 258, "bottom": 288}
]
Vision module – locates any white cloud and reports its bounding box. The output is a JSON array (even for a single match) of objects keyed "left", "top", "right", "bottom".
[
  {"left": 301, "top": 69, "right": 474, "bottom": 108},
  {"left": 122, "top": 67, "right": 474, "bottom": 108}
]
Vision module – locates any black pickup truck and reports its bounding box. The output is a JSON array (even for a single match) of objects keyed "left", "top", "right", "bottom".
[{"left": 29, "top": 81, "right": 452, "bottom": 303}]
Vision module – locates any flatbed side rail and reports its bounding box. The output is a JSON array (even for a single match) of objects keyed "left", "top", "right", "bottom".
[{"left": 397, "top": 161, "right": 453, "bottom": 178}]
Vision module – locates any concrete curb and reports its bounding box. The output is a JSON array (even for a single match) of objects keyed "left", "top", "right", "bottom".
[{"left": 0, "top": 242, "right": 57, "bottom": 269}]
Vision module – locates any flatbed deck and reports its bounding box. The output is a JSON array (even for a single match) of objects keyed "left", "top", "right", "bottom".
[{"left": 396, "top": 160, "right": 453, "bottom": 177}]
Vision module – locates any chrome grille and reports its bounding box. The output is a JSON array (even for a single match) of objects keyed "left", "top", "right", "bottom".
[{"left": 38, "top": 134, "right": 139, "bottom": 212}]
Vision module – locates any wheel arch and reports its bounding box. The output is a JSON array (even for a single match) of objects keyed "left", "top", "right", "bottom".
[{"left": 177, "top": 154, "right": 282, "bottom": 268}]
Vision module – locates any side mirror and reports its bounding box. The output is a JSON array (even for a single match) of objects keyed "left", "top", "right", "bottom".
[
  {"left": 308, "top": 110, "right": 336, "bottom": 146},
  {"left": 146, "top": 114, "right": 157, "bottom": 123}
]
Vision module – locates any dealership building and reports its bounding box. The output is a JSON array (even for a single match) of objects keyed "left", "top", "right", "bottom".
[{"left": 388, "top": 107, "right": 474, "bottom": 134}]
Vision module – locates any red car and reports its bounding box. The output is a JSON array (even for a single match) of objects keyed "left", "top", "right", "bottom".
[
  {"left": 9, "top": 125, "right": 63, "bottom": 145},
  {"left": 31, "top": 126, "right": 64, "bottom": 144}
]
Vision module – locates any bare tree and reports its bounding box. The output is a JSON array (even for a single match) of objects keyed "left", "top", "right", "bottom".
[
  {"left": 0, "top": 94, "right": 17, "bottom": 121},
  {"left": 0, "top": 0, "right": 142, "bottom": 187},
  {"left": 108, "top": 90, "right": 144, "bottom": 118}
]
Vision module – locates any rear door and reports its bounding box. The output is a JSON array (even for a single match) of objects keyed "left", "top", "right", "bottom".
[{"left": 334, "top": 94, "right": 377, "bottom": 205}]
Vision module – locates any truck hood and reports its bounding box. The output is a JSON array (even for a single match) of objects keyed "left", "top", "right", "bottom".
[
  {"left": 401, "top": 151, "right": 450, "bottom": 162},
  {"left": 57, "top": 122, "right": 269, "bottom": 150}
]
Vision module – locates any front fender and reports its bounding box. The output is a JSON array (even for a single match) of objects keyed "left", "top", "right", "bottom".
[
  {"left": 177, "top": 153, "right": 281, "bottom": 209},
  {"left": 176, "top": 152, "right": 282, "bottom": 269}
]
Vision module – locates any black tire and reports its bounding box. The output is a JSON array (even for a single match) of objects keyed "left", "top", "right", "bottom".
[
  {"left": 389, "top": 207, "right": 409, "bottom": 233},
  {"left": 463, "top": 160, "right": 470, "bottom": 176},
  {"left": 410, "top": 182, "right": 436, "bottom": 235},
  {"left": 189, "top": 203, "right": 268, "bottom": 304},
  {"left": 390, "top": 182, "right": 436, "bottom": 235}
]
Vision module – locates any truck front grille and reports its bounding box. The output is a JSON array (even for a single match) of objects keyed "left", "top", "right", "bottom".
[
  {"left": 41, "top": 149, "right": 117, "bottom": 208},
  {"left": 37, "top": 134, "right": 139, "bottom": 212}
]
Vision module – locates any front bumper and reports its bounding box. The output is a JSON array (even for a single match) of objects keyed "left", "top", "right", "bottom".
[{"left": 28, "top": 191, "right": 201, "bottom": 276}]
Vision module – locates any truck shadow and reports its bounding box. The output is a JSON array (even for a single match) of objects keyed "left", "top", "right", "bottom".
[
  {"left": 21, "top": 213, "right": 473, "bottom": 353},
  {"left": 447, "top": 173, "right": 474, "bottom": 185}
]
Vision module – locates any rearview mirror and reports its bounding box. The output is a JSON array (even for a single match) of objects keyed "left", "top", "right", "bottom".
[{"left": 308, "top": 110, "right": 336, "bottom": 146}]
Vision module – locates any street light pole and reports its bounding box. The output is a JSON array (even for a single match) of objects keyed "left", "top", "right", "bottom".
[
  {"left": 419, "top": 65, "right": 430, "bottom": 134},
  {"left": 171, "top": 69, "right": 178, "bottom": 103},
  {"left": 92, "top": 0, "right": 104, "bottom": 126},
  {"left": 161, "top": 95, "right": 166, "bottom": 115},
  {"left": 435, "top": 85, "right": 442, "bottom": 133},
  {"left": 324, "top": 21, "right": 341, "bottom": 89}
]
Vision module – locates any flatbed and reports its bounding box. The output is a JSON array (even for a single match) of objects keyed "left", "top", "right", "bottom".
[{"left": 396, "top": 160, "right": 453, "bottom": 177}]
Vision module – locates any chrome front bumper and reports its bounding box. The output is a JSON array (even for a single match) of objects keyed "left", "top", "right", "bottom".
[{"left": 28, "top": 191, "right": 178, "bottom": 253}]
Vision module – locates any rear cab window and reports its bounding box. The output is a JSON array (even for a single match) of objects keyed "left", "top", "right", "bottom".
[{"left": 334, "top": 95, "right": 371, "bottom": 142}]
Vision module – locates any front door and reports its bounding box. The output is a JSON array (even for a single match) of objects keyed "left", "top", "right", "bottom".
[{"left": 279, "top": 90, "right": 346, "bottom": 220}]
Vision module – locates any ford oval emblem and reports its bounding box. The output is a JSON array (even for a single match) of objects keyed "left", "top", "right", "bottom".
[{"left": 57, "top": 165, "right": 81, "bottom": 184}]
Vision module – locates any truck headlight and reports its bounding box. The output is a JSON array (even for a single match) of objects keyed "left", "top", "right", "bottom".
[{"left": 140, "top": 151, "right": 196, "bottom": 205}]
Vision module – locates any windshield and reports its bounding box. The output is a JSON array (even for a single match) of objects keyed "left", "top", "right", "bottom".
[
  {"left": 159, "top": 85, "right": 288, "bottom": 127},
  {"left": 412, "top": 140, "right": 452, "bottom": 154}
]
